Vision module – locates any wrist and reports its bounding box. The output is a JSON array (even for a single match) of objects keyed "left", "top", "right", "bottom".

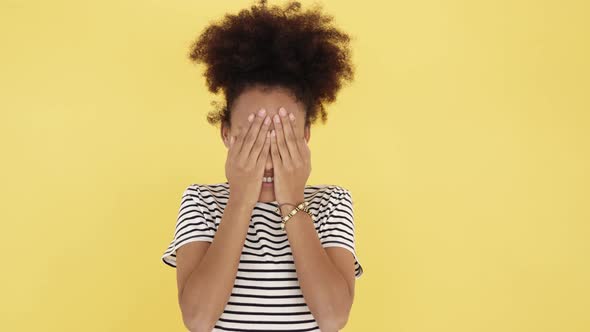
[
  {"left": 278, "top": 196, "right": 306, "bottom": 215},
  {"left": 278, "top": 195, "right": 305, "bottom": 204},
  {"left": 227, "top": 195, "right": 255, "bottom": 212}
]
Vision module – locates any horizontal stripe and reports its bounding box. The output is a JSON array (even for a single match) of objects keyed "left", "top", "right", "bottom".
[
  {"left": 161, "top": 181, "right": 363, "bottom": 331},
  {"left": 218, "top": 317, "right": 315, "bottom": 324},
  {"left": 229, "top": 293, "right": 303, "bottom": 299},
  {"left": 235, "top": 275, "right": 299, "bottom": 282},
  {"left": 222, "top": 309, "right": 311, "bottom": 316},
  {"left": 213, "top": 325, "right": 320, "bottom": 332},
  {"left": 226, "top": 301, "right": 308, "bottom": 307}
]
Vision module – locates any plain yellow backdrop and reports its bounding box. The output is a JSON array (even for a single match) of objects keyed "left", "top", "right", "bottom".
[{"left": 1, "top": 0, "right": 589, "bottom": 331}]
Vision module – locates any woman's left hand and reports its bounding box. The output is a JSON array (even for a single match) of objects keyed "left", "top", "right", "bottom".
[{"left": 270, "top": 106, "right": 311, "bottom": 205}]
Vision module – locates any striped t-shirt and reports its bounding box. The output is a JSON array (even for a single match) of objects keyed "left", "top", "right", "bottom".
[{"left": 161, "top": 181, "right": 364, "bottom": 331}]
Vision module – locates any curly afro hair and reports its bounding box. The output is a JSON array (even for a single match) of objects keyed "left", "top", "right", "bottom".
[{"left": 188, "top": 0, "right": 355, "bottom": 128}]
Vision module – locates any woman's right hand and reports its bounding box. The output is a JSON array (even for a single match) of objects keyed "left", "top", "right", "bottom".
[{"left": 224, "top": 108, "right": 272, "bottom": 208}]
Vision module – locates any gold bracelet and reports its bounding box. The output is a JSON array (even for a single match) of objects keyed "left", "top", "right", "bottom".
[{"left": 275, "top": 201, "right": 313, "bottom": 231}]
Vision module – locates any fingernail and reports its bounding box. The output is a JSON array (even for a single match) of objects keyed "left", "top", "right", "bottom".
[
  {"left": 267, "top": 131, "right": 271, "bottom": 138},
  {"left": 289, "top": 112, "right": 295, "bottom": 121},
  {"left": 257, "top": 108, "right": 266, "bottom": 117},
  {"left": 264, "top": 116, "right": 271, "bottom": 125},
  {"left": 248, "top": 113, "right": 254, "bottom": 122},
  {"left": 279, "top": 107, "right": 287, "bottom": 116},
  {"left": 274, "top": 114, "right": 280, "bottom": 123},
  {"left": 271, "top": 129, "right": 276, "bottom": 137}
]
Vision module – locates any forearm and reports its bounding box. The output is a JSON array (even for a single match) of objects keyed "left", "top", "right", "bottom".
[
  {"left": 282, "top": 205, "right": 352, "bottom": 331},
  {"left": 180, "top": 197, "right": 253, "bottom": 330}
]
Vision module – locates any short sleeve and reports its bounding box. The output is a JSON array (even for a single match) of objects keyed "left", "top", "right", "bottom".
[
  {"left": 319, "top": 187, "right": 364, "bottom": 279},
  {"left": 161, "top": 185, "right": 216, "bottom": 268}
]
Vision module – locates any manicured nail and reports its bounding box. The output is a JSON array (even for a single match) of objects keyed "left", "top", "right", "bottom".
[
  {"left": 273, "top": 114, "right": 280, "bottom": 123},
  {"left": 248, "top": 113, "right": 254, "bottom": 122},
  {"left": 257, "top": 108, "right": 266, "bottom": 117},
  {"left": 289, "top": 112, "right": 295, "bottom": 121},
  {"left": 264, "top": 116, "right": 271, "bottom": 125},
  {"left": 279, "top": 107, "right": 287, "bottom": 116}
]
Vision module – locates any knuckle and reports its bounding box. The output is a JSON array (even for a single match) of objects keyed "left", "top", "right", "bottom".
[
  {"left": 245, "top": 132, "right": 256, "bottom": 144},
  {"left": 254, "top": 139, "right": 263, "bottom": 149}
]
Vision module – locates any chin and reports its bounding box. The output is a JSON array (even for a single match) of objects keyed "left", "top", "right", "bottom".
[{"left": 259, "top": 191, "right": 275, "bottom": 200}]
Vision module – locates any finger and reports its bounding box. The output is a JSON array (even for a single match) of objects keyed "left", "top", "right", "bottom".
[
  {"left": 239, "top": 108, "right": 267, "bottom": 163},
  {"left": 300, "top": 136, "right": 311, "bottom": 163},
  {"left": 257, "top": 131, "right": 272, "bottom": 167},
  {"left": 248, "top": 115, "right": 272, "bottom": 167},
  {"left": 227, "top": 129, "right": 242, "bottom": 159},
  {"left": 289, "top": 112, "right": 307, "bottom": 161},
  {"left": 228, "top": 130, "right": 240, "bottom": 159},
  {"left": 288, "top": 110, "right": 301, "bottom": 140},
  {"left": 269, "top": 129, "right": 282, "bottom": 166},
  {"left": 280, "top": 108, "right": 303, "bottom": 165},
  {"left": 272, "top": 111, "right": 293, "bottom": 164},
  {"left": 229, "top": 112, "right": 254, "bottom": 160}
]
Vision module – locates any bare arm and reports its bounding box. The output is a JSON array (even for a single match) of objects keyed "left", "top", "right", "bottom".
[
  {"left": 176, "top": 107, "right": 271, "bottom": 331},
  {"left": 281, "top": 202, "right": 355, "bottom": 332},
  {"left": 176, "top": 197, "right": 253, "bottom": 331}
]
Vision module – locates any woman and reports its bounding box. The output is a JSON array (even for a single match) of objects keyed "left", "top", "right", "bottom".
[{"left": 161, "top": 1, "right": 364, "bottom": 331}]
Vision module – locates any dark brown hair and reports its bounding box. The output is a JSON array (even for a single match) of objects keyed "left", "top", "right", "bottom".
[{"left": 188, "top": 0, "right": 354, "bottom": 128}]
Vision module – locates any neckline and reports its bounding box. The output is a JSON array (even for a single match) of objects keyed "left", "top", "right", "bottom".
[
  {"left": 222, "top": 181, "right": 279, "bottom": 206},
  {"left": 256, "top": 200, "right": 279, "bottom": 206},
  {"left": 222, "top": 181, "right": 306, "bottom": 206}
]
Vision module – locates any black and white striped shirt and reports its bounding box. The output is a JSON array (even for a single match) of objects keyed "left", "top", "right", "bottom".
[{"left": 161, "top": 181, "right": 364, "bottom": 331}]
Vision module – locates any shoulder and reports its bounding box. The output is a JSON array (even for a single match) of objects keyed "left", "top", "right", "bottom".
[
  {"left": 305, "top": 184, "right": 353, "bottom": 210},
  {"left": 307, "top": 183, "right": 351, "bottom": 198},
  {"left": 179, "top": 182, "right": 229, "bottom": 215},
  {"left": 181, "top": 183, "right": 201, "bottom": 198},
  {"left": 183, "top": 182, "right": 351, "bottom": 208},
  {"left": 183, "top": 182, "right": 230, "bottom": 200}
]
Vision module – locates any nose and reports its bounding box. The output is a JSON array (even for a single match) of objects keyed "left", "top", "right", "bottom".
[
  {"left": 265, "top": 143, "right": 273, "bottom": 171},
  {"left": 264, "top": 119, "right": 277, "bottom": 172}
]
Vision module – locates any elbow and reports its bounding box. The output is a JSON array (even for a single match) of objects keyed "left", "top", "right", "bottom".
[
  {"left": 182, "top": 313, "right": 215, "bottom": 332},
  {"left": 316, "top": 316, "right": 347, "bottom": 332},
  {"left": 316, "top": 307, "right": 351, "bottom": 332},
  {"left": 179, "top": 297, "right": 216, "bottom": 332}
]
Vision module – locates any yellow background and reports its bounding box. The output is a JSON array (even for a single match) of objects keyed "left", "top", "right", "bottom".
[{"left": 1, "top": 0, "right": 588, "bottom": 331}]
